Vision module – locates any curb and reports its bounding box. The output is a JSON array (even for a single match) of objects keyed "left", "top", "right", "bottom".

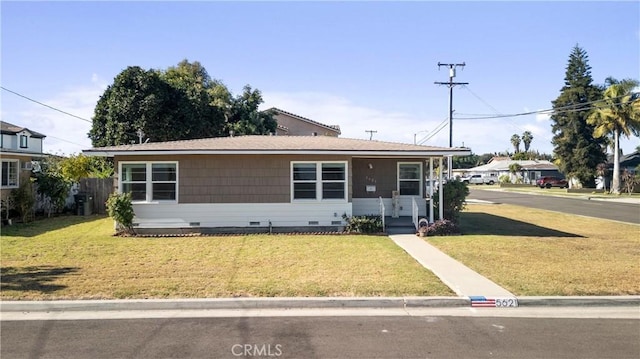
[
  {"left": 0, "top": 297, "right": 464, "bottom": 312},
  {"left": 2, "top": 296, "right": 638, "bottom": 312},
  {"left": 517, "top": 296, "right": 640, "bottom": 307}
]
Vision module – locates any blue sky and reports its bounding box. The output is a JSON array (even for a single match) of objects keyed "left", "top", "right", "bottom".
[{"left": 2, "top": 1, "right": 639, "bottom": 156}]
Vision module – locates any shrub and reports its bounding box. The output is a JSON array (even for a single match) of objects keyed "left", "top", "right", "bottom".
[
  {"left": 34, "top": 171, "right": 71, "bottom": 217},
  {"left": 10, "top": 179, "right": 35, "bottom": 223},
  {"left": 426, "top": 219, "right": 460, "bottom": 236},
  {"left": 106, "top": 192, "right": 135, "bottom": 235},
  {"left": 432, "top": 180, "right": 469, "bottom": 223},
  {"left": 621, "top": 168, "right": 639, "bottom": 195},
  {"left": 342, "top": 214, "right": 383, "bottom": 234},
  {"left": 498, "top": 174, "right": 511, "bottom": 184}
]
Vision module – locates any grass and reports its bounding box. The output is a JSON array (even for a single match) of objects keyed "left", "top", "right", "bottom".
[
  {"left": 0, "top": 216, "right": 453, "bottom": 300},
  {"left": 486, "top": 185, "right": 640, "bottom": 199},
  {"left": 427, "top": 203, "right": 640, "bottom": 296}
]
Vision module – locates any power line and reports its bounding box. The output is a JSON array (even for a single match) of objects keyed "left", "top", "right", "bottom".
[
  {"left": 452, "top": 93, "right": 633, "bottom": 120},
  {"left": 460, "top": 85, "right": 533, "bottom": 138},
  {"left": 417, "top": 116, "right": 449, "bottom": 145},
  {"left": 1, "top": 86, "right": 92, "bottom": 123},
  {"left": 46, "top": 135, "right": 88, "bottom": 148},
  {"left": 1, "top": 85, "right": 145, "bottom": 144}
]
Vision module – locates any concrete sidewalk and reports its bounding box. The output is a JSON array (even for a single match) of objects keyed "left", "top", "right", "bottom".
[{"left": 389, "top": 234, "right": 514, "bottom": 298}]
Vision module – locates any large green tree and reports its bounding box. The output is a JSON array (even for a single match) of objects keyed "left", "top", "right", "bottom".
[
  {"left": 89, "top": 60, "right": 275, "bottom": 147},
  {"left": 550, "top": 46, "right": 606, "bottom": 187},
  {"left": 89, "top": 66, "right": 188, "bottom": 147},
  {"left": 226, "top": 86, "right": 277, "bottom": 136},
  {"left": 587, "top": 78, "right": 640, "bottom": 194}
]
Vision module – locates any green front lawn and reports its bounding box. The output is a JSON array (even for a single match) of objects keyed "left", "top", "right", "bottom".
[
  {"left": 428, "top": 204, "right": 640, "bottom": 296},
  {"left": 1, "top": 216, "right": 452, "bottom": 300}
]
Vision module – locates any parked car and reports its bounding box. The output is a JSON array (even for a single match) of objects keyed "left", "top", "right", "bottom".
[
  {"left": 536, "top": 176, "right": 568, "bottom": 189},
  {"left": 460, "top": 174, "right": 496, "bottom": 185}
]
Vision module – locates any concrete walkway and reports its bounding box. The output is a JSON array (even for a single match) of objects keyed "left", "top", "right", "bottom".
[{"left": 389, "top": 234, "right": 515, "bottom": 298}]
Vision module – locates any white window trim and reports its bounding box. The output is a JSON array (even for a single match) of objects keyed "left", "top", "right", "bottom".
[
  {"left": 397, "top": 162, "right": 423, "bottom": 197},
  {"left": 1, "top": 159, "right": 19, "bottom": 188},
  {"left": 19, "top": 134, "right": 28, "bottom": 148},
  {"left": 118, "top": 161, "right": 179, "bottom": 204},
  {"left": 290, "top": 161, "right": 348, "bottom": 202}
]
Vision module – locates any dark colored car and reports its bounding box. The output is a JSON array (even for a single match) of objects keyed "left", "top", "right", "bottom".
[{"left": 536, "top": 176, "right": 568, "bottom": 189}]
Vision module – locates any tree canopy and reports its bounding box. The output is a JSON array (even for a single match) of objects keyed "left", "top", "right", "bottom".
[
  {"left": 88, "top": 60, "right": 276, "bottom": 147},
  {"left": 587, "top": 77, "right": 640, "bottom": 193},
  {"left": 550, "top": 45, "right": 606, "bottom": 187}
]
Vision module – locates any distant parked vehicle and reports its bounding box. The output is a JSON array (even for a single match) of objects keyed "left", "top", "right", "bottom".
[
  {"left": 460, "top": 174, "right": 495, "bottom": 185},
  {"left": 536, "top": 176, "right": 568, "bottom": 189}
]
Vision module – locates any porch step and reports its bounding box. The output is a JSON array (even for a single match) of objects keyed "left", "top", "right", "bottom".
[{"left": 384, "top": 216, "right": 416, "bottom": 235}]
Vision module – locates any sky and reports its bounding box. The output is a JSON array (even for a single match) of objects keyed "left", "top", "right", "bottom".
[{"left": 1, "top": 1, "right": 639, "bottom": 157}]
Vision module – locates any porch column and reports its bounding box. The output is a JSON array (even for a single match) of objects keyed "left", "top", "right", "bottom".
[
  {"left": 429, "top": 157, "right": 434, "bottom": 223},
  {"left": 438, "top": 157, "right": 443, "bottom": 221}
]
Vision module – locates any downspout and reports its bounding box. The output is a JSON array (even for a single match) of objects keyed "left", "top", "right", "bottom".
[
  {"left": 429, "top": 157, "right": 434, "bottom": 223},
  {"left": 438, "top": 157, "right": 444, "bottom": 221}
]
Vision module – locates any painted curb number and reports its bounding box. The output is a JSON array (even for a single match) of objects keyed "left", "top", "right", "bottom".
[
  {"left": 495, "top": 297, "right": 518, "bottom": 307},
  {"left": 470, "top": 296, "right": 519, "bottom": 308}
]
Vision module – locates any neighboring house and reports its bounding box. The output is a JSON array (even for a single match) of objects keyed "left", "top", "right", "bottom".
[
  {"left": 461, "top": 158, "right": 562, "bottom": 184},
  {"left": 599, "top": 151, "right": 640, "bottom": 190},
  {"left": 0, "top": 121, "right": 46, "bottom": 197},
  {"left": 607, "top": 151, "right": 640, "bottom": 173},
  {"left": 270, "top": 108, "right": 341, "bottom": 137},
  {"left": 84, "top": 135, "right": 469, "bottom": 233}
]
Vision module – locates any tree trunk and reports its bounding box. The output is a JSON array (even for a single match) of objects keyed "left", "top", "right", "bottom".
[{"left": 611, "top": 129, "right": 620, "bottom": 194}]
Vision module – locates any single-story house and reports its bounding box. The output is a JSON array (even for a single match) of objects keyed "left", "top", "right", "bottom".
[
  {"left": 458, "top": 158, "right": 562, "bottom": 184},
  {"left": 607, "top": 151, "right": 640, "bottom": 173},
  {"left": 598, "top": 151, "right": 640, "bottom": 190},
  {"left": 84, "top": 135, "right": 470, "bottom": 233},
  {"left": 1, "top": 121, "right": 46, "bottom": 198},
  {"left": 270, "top": 108, "right": 341, "bottom": 137}
]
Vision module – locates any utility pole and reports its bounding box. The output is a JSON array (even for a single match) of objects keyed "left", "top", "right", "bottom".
[
  {"left": 137, "top": 129, "right": 145, "bottom": 144},
  {"left": 435, "top": 62, "right": 468, "bottom": 179},
  {"left": 365, "top": 130, "right": 377, "bottom": 140}
]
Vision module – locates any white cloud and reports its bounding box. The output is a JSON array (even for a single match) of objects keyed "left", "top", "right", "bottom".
[
  {"left": 262, "top": 91, "right": 560, "bottom": 155},
  {"left": 262, "top": 91, "right": 451, "bottom": 146},
  {"left": 4, "top": 79, "right": 105, "bottom": 156},
  {"left": 535, "top": 111, "right": 551, "bottom": 122}
]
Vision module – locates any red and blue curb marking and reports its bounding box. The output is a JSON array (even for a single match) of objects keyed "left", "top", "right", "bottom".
[{"left": 469, "top": 296, "right": 518, "bottom": 307}]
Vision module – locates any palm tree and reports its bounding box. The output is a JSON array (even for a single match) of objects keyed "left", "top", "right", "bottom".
[
  {"left": 587, "top": 78, "right": 640, "bottom": 194},
  {"left": 510, "top": 134, "right": 521, "bottom": 153},
  {"left": 522, "top": 131, "right": 533, "bottom": 152}
]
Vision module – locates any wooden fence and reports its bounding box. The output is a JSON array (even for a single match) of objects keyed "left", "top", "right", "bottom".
[{"left": 79, "top": 178, "right": 114, "bottom": 215}]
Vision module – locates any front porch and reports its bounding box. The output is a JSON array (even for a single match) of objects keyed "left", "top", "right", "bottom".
[{"left": 384, "top": 216, "right": 417, "bottom": 235}]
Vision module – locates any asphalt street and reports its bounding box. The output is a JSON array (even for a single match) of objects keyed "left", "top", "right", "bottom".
[
  {"left": 467, "top": 188, "right": 640, "bottom": 224},
  {"left": 2, "top": 313, "right": 639, "bottom": 359}
]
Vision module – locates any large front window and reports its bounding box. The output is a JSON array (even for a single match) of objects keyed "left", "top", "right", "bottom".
[
  {"left": 1, "top": 160, "right": 18, "bottom": 188},
  {"left": 292, "top": 162, "right": 347, "bottom": 201},
  {"left": 398, "top": 162, "right": 422, "bottom": 196},
  {"left": 120, "top": 162, "right": 177, "bottom": 202}
]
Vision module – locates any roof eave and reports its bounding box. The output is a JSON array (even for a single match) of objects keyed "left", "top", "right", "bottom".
[{"left": 83, "top": 149, "right": 472, "bottom": 158}]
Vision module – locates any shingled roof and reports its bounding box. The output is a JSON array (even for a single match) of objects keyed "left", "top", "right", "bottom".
[
  {"left": 0, "top": 121, "right": 46, "bottom": 138},
  {"left": 269, "top": 108, "right": 341, "bottom": 134},
  {"left": 84, "top": 135, "right": 470, "bottom": 157}
]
